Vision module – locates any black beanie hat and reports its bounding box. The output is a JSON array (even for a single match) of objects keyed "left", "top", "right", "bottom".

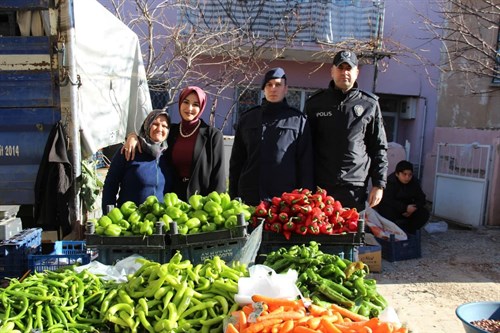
[{"left": 261, "top": 67, "right": 287, "bottom": 90}]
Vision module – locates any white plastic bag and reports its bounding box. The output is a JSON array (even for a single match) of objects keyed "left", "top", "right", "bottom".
[
  {"left": 363, "top": 206, "right": 408, "bottom": 241},
  {"left": 231, "top": 222, "right": 263, "bottom": 265},
  {"left": 424, "top": 221, "right": 448, "bottom": 234},
  {"left": 234, "top": 265, "right": 301, "bottom": 305}
]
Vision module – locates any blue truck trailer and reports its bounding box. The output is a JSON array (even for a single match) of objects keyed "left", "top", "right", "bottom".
[{"left": 0, "top": 0, "right": 151, "bottom": 233}]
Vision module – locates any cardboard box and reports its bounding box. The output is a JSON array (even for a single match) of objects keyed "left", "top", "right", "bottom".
[{"left": 357, "top": 233, "right": 382, "bottom": 272}]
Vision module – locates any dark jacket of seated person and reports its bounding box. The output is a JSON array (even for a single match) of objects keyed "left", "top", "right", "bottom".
[{"left": 376, "top": 160, "right": 429, "bottom": 234}]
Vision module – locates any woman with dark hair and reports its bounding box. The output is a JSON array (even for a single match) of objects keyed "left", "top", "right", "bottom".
[
  {"left": 102, "top": 110, "right": 171, "bottom": 208},
  {"left": 122, "top": 86, "right": 226, "bottom": 201},
  {"left": 376, "top": 160, "right": 430, "bottom": 234}
]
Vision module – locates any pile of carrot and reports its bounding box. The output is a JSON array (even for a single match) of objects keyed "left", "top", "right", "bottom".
[{"left": 226, "top": 295, "right": 408, "bottom": 333}]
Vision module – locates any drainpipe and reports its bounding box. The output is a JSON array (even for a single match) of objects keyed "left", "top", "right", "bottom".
[{"left": 417, "top": 96, "right": 428, "bottom": 180}]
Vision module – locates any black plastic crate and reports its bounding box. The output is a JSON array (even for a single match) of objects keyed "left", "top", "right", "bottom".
[
  {"left": 168, "top": 220, "right": 248, "bottom": 264},
  {"left": 86, "top": 234, "right": 166, "bottom": 248},
  {"left": 169, "top": 237, "right": 248, "bottom": 265},
  {"left": 28, "top": 241, "right": 91, "bottom": 273},
  {"left": 0, "top": 228, "right": 42, "bottom": 278},
  {"left": 94, "top": 247, "right": 166, "bottom": 265},
  {"left": 256, "top": 220, "right": 365, "bottom": 263},
  {"left": 376, "top": 230, "right": 421, "bottom": 262}
]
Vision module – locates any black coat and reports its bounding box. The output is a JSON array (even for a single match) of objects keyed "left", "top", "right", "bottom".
[
  {"left": 229, "top": 99, "right": 314, "bottom": 205},
  {"left": 34, "top": 121, "right": 74, "bottom": 236},
  {"left": 304, "top": 81, "right": 388, "bottom": 190},
  {"left": 166, "top": 120, "right": 226, "bottom": 200},
  {"left": 376, "top": 172, "right": 427, "bottom": 222}
]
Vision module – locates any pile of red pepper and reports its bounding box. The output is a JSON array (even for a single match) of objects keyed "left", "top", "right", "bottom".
[{"left": 251, "top": 188, "right": 360, "bottom": 239}]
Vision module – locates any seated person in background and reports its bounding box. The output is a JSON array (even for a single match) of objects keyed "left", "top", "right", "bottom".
[{"left": 376, "top": 160, "right": 430, "bottom": 234}]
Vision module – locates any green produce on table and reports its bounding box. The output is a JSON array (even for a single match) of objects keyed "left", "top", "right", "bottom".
[
  {"left": 104, "top": 223, "right": 123, "bottom": 237},
  {"left": 0, "top": 268, "right": 118, "bottom": 332},
  {"left": 263, "top": 241, "right": 388, "bottom": 318},
  {"left": 98, "top": 215, "right": 112, "bottom": 228},
  {"left": 207, "top": 190, "right": 222, "bottom": 204},
  {"left": 164, "top": 192, "right": 180, "bottom": 207},
  {"left": 188, "top": 193, "right": 205, "bottom": 210},
  {"left": 204, "top": 200, "right": 223, "bottom": 217},
  {"left": 107, "top": 207, "right": 124, "bottom": 223},
  {"left": 103, "top": 253, "right": 248, "bottom": 333},
  {"left": 120, "top": 200, "right": 138, "bottom": 218},
  {"left": 145, "top": 194, "right": 159, "bottom": 207},
  {"left": 128, "top": 210, "right": 143, "bottom": 224}
]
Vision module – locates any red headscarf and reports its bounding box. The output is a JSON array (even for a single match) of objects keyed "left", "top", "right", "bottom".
[{"left": 178, "top": 86, "right": 207, "bottom": 126}]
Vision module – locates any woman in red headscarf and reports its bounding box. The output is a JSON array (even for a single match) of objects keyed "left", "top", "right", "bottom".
[{"left": 122, "top": 86, "right": 226, "bottom": 201}]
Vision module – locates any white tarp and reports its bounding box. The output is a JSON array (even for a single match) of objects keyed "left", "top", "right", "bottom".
[{"left": 72, "top": 0, "right": 151, "bottom": 156}]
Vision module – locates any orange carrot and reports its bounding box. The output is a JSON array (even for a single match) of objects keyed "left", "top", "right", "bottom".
[
  {"left": 320, "top": 317, "right": 342, "bottom": 333},
  {"left": 308, "top": 303, "right": 329, "bottom": 316},
  {"left": 278, "top": 320, "right": 295, "bottom": 333},
  {"left": 243, "top": 319, "right": 283, "bottom": 333},
  {"left": 394, "top": 327, "right": 408, "bottom": 333},
  {"left": 227, "top": 323, "right": 240, "bottom": 333},
  {"left": 257, "top": 311, "right": 305, "bottom": 322},
  {"left": 236, "top": 310, "right": 248, "bottom": 331},
  {"left": 293, "top": 326, "right": 318, "bottom": 333},
  {"left": 307, "top": 316, "right": 322, "bottom": 330},
  {"left": 252, "top": 295, "right": 302, "bottom": 310},
  {"left": 330, "top": 304, "right": 369, "bottom": 322}
]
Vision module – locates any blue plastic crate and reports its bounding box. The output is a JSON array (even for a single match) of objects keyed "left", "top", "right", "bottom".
[
  {"left": 28, "top": 241, "right": 91, "bottom": 273},
  {"left": 0, "top": 228, "right": 42, "bottom": 278},
  {"left": 376, "top": 230, "right": 421, "bottom": 262}
]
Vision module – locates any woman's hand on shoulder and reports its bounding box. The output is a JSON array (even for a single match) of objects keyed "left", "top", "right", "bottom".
[{"left": 121, "top": 132, "right": 141, "bottom": 161}]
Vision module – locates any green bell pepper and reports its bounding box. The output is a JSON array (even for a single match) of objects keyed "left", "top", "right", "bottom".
[
  {"left": 120, "top": 201, "right": 137, "bottom": 218},
  {"left": 219, "top": 192, "right": 231, "bottom": 210},
  {"left": 104, "top": 224, "right": 122, "bottom": 237},
  {"left": 188, "top": 194, "right": 204, "bottom": 210},
  {"left": 201, "top": 223, "right": 217, "bottom": 232},
  {"left": 191, "top": 210, "right": 209, "bottom": 223},
  {"left": 164, "top": 193, "right": 179, "bottom": 207},
  {"left": 166, "top": 206, "right": 183, "bottom": 220},
  {"left": 207, "top": 191, "right": 222, "bottom": 204},
  {"left": 185, "top": 217, "right": 201, "bottom": 230},
  {"left": 212, "top": 215, "right": 225, "bottom": 226},
  {"left": 107, "top": 207, "right": 124, "bottom": 224},
  {"left": 98, "top": 215, "right": 113, "bottom": 228},
  {"left": 144, "top": 213, "right": 158, "bottom": 223},
  {"left": 224, "top": 215, "right": 238, "bottom": 229},
  {"left": 145, "top": 195, "right": 159, "bottom": 207},
  {"left": 128, "top": 210, "right": 143, "bottom": 224},
  {"left": 203, "top": 201, "right": 223, "bottom": 217}
]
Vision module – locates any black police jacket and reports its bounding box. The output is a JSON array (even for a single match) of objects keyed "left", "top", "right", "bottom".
[
  {"left": 304, "top": 81, "right": 388, "bottom": 190},
  {"left": 229, "top": 99, "right": 314, "bottom": 205}
]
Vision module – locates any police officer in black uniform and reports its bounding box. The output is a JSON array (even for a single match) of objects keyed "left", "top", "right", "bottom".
[
  {"left": 229, "top": 67, "right": 314, "bottom": 205},
  {"left": 304, "top": 51, "right": 388, "bottom": 212}
]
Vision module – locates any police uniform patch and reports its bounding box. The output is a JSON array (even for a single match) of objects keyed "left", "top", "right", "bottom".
[{"left": 354, "top": 104, "right": 364, "bottom": 116}]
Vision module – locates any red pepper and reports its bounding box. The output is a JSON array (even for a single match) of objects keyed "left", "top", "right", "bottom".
[
  {"left": 301, "top": 188, "right": 312, "bottom": 196},
  {"left": 311, "top": 207, "right": 324, "bottom": 223},
  {"left": 294, "top": 213, "right": 306, "bottom": 224},
  {"left": 320, "top": 222, "right": 333, "bottom": 235},
  {"left": 271, "top": 222, "right": 282, "bottom": 233},
  {"left": 323, "top": 204, "right": 334, "bottom": 217},
  {"left": 278, "top": 212, "right": 289, "bottom": 223},
  {"left": 294, "top": 223, "right": 308, "bottom": 235},
  {"left": 264, "top": 222, "right": 271, "bottom": 231},
  {"left": 270, "top": 205, "right": 279, "bottom": 215},
  {"left": 315, "top": 187, "right": 328, "bottom": 201},
  {"left": 271, "top": 196, "right": 282, "bottom": 207},
  {"left": 283, "top": 230, "right": 292, "bottom": 240},
  {"left": 281, "top": 192, "right": 308, "bottom": 206},
  {"left": 347, "top": 220, "right": 358, "bottom": 232},
  {"left": 283, "top": 220, "right": 295, "bottom": 231},
  {"left": 298, "top": 205, "right": 312, "bottom": 214},
  {"left": 325, "top": 195, "right": 335, "bottom": 206},
  {"left": 280, "top": 205, "right": 292, "bottom": 215},
  {"left": 254, "top": 202, "right": 268, "bottom": 217},
  {"left": 341, "top": 208, "right": 359, "bottom": 221},
  {"left": 266, "top": 212, "right": 279, "bottom": 224},
  {"left": 333, "top": 200, "right": 343, "bottom": 213},
  {"left": 308, "top": 222, "right": 320, "bottom": 235}
]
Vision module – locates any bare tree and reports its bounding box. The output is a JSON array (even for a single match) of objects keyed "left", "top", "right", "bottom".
[
  {"left": 103, "top": 0, "right": 322, "bottom": 131},
  {"left": 422, "top": 0, "right": 500, "bottom": 89}
]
